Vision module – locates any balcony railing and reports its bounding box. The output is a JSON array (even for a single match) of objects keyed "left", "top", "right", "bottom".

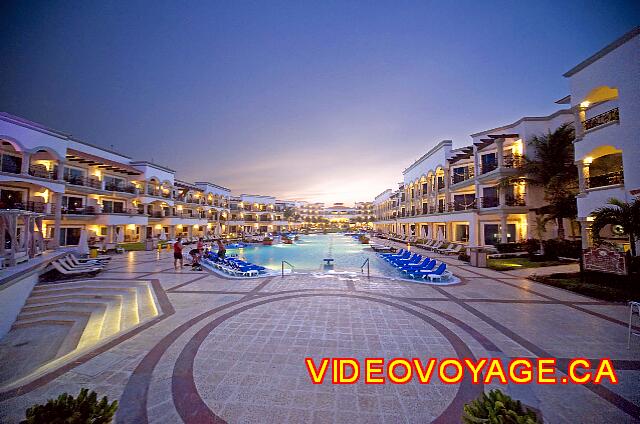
[
  {"left": 583, "top": 107, "right": 619, "bottom": 132},
  {"left": 101, "top": 208, "right": 143, "bottom": 215},
  {"left": 105, "top": 182, "right": 137, "bottom": 193},
  {"left": 452, "top": 199, "right": 477, "bottom": 211},
  {"left": 61, "top": 206, "right": 96, "bottom": 215},
  {"left": 451, "top": 171, "right": 474, "bottom": 184},
  {"left": 480, "top": 162, "right": 498, "bottom": 174},
  {"left": 480, "top": 197, "right": 499, "bottom": 208},
  {"left": 505, "top": 194, "right": 526, "bottom": 207},
  {"left": 0, "top": 201, "right": 45, "bottom": 213},
  {"left": 504, "top": 154, "right": 524, "bottom": 169},
  {"left": 28, "top": 164, "right": 57, "bottom": 180},
  {"left": 64, "top": 176, "right": 102, "bottom": 189},
  {"left": 586, "top": 171, "right": 624, "bottom": 189}
]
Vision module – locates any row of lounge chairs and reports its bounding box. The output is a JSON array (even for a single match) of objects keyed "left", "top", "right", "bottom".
[
  {"left": 49, "top": 254, "right": 111, "bottom": 277},
  {"left": 416, "top": 240, "right": 463, "bottom": 255},
  {"left": 203, "top": 254, "right": 267, "bottom": 277},
  {"left": 379, "top": 249, "right": 452, "bottom": 282}
]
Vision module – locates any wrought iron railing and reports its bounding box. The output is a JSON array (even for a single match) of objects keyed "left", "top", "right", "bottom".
[
  {"left": 64, "top": 176, "right": 102, "bottom": 189},
  {"left": 583, "top": 107, "right": 619, "bottom": 131},
  {"left": 504, "top": 155, "right": 524, "bottom": 168},
  {"left": 505, "top": 194, "right": 526, "bottom": 207},
  {"left": 480, "top": 162, "right": 498, "bottom": 174},
  {"left": 105, "top": 182, "right": 137, "bottom": 193},
  {"left": 480, "top": 197, "right": 499, "bottom": 208},
  {"left": 586, "top": 171, "right": 624, "bottom": 189},
  {"left": 0, "top": 201, "right": 45, "bottom": 212},
  {"left": 28, "top": 164, "right": 56, "bottom": 179}
]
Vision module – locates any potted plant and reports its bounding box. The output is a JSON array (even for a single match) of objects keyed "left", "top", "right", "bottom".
[
  {"left": 262, "top": 236, "right": 273, "bottom": 245},
  {"left": 22, "top": 388, "right": 118, "bottom": 424},
  {"left": 463, "top": 389, "right": 540, "bottom": 424}
]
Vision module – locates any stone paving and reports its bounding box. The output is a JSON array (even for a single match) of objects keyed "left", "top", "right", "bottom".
[{"left": 0, "top": 249, "right": 638, "bottom": 423}]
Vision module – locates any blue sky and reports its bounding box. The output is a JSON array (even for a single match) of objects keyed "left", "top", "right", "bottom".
[{"left": 1, "top": 1, "right": 638, "bottom": 204}]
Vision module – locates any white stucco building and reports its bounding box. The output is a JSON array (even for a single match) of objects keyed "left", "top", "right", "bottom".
[{"left": 563, "top": 26, "right": 640, "bottom": 249}]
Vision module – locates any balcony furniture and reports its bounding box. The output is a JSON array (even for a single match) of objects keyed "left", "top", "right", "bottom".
[
  {"left": 629, "top": 301, "right": 640, "bottom": 349},
  {"left": 586, "top": 171, "right": 624, "bottom": 189},
  {"left": 584, "top": 107, "right": 619, "bottom": 132},
  {"left": 28, "top": 164, "right": 52, "bottom": 179}
]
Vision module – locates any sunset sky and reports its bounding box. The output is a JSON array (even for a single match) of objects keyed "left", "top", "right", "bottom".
[{"left": 1, "top": 1, "right": 638, "bottom": 204}]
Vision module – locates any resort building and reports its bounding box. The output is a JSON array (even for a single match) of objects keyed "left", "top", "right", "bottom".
[
  {"left": 373, "top": 109, "right": 574, "bottom": 246},
  {"left": 322, "top": 202, "right": 373, "bottom": 229},
  {"left": 227, "top": 194, "right": 294, "bottom": 236},
  {"left": 0, "top": 113, "right": 232, "bottom": 254},
  {"left": 562, "top": 26, "right": 640, "bottom": 250}
]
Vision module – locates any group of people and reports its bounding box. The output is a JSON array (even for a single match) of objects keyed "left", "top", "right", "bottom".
[{"left": 172, "top": 237, "right": 226, "bottom": 270}]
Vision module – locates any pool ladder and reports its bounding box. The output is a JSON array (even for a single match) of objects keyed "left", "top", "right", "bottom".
[
  {"left": 281, "top": 260, "right": 294, "bottom": 277},
  {"left": 361, "top": 258, "right": 370, "bottom": 278}
]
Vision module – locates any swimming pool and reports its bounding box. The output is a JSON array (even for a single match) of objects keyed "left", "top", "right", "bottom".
[{"left": 225, "top": 233, "right": 417, "bottom": 279}]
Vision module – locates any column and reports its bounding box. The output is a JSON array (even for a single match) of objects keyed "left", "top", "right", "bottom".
[
  {"left": 574, "top": 106, "right": 584, "bottom": 141},
  {"left": 443, "top": 168, "right": 451, "bottom": 209},
  {"left": 500, "top": 214, "right": 508, "bottom": 244},
  {"left": 580, "top": 219, "right": 590, "bottom": 249},
  {"left": 169, "top": 225, "right": 175, "bottom": 240},
  {"left": 468, "top": 216, "right": 478, "bottom": 247},
  {"left": 496, "top": 139, "right": 505, "bottom": 169},
  {"left": 106, "top": 225, "right": 115, "bottom": 243},
  {"left": 20, "top": 152, "right": 31, "bottom": 175},
  {"left": 51, "top": 192, "right": 63, "bottom": 248}
]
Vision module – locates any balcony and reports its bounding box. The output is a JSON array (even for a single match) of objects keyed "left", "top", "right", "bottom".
[
  {"left": 480, "top": 162, "right": 498, "bottom": 175},
  {"left": 480, "top": 197, "right": 499, "bottom": 208},
  {"left": 101, "top": 208, "right": 144, "bottom": 215},
  {"left": 64, "top": 176, "right": 102, "bottom": 189},
  {"left": 583, "top": 107, "right": 619, "bottom": 132},
  {"left": 61, "top": 206, "right": 96, "bottom": 215},
  {"left": 505, "top": 194, "right": 526, "bottom": 207},
  {"left": 451, "top": 173, "right": 473, "bottom": 185},
  {"left": 105, "top": 182, "right": 137, "bottom": 194},
  {"left": 0, "top": 200, "right": 45, "bottom": 213},
  {"left": 28, "top": 164, "right": 57, "bottom": 180},
  {"left": 586, "top": 170, "right": 624, "bottom": 189},
  {"left": 452, "top": 199, "right": 477, "bottom": 211},
  {"left": 504, "top": 154, "right": 524, "bottom": 169}
]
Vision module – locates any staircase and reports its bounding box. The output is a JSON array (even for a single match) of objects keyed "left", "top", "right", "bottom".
[{"left": 0, "top": 280, "right": 160, "bottom": 387}]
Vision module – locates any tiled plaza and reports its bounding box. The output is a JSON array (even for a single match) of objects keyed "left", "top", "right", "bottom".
[{"left": 0, "top": 250, "right": 638, "bottom": 423}]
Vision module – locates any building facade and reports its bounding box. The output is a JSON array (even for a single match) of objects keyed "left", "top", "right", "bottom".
[
  {"left": 373, "top": 110, "right": 574, "bottom": 246},
  {"left": 563, "top": 27, "right": 639, "bottom": 250}
]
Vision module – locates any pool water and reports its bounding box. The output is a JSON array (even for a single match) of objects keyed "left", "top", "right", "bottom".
[{"left": 226, "top": 233, "right": 408, "bottom": 278}]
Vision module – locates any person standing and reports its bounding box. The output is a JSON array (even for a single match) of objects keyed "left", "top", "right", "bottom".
[
  {"left": 174, "top": 237, "right": 183, "bottom": 269},
  {"left": 216, "top": 239, "right": 226, "bottom": 260}
]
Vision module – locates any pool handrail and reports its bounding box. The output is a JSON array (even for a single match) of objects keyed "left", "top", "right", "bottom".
[
  {"left": 282, "top": 260, "right": 294, "bottom": 277},
  {"left": 360, "top": 258, "right": 370, "bottom": 277}
]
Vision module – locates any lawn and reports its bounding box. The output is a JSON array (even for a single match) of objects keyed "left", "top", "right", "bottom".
[
  {"left": 487, "top": 257, "right": 567, "bottom": 271},
  {"left": 530, "top": 272, "right": 640, "bottom": 302}
]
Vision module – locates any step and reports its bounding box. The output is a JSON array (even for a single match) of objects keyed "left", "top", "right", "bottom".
[
  {"left": 11, "top": 318, "right": 88, "bottom": 358},
  {"left": 17, "top": 304, "right": 108, "bottom": 350},
  {"left": 33, "top": 280, "right": 160, "bottom": 322},
  {"left": 22, "top": 295, "right": 123, "bottom": 339}
]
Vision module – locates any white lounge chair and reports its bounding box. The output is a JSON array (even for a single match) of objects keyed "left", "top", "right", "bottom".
[
  {"left": 439, "top": 244, "right": 463, "bottom": 255},
  {"left": 51, "top": 260, "right": 100, "bottom": 276}
]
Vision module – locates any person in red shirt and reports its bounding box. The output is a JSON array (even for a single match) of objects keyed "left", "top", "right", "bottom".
[
  {"left": 173, "top": 237, "right": 183, "bottom": 270},
  {"left": 197, "top": 238, "right": 204, "bottom": 253}
]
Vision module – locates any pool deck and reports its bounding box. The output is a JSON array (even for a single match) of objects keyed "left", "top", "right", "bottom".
[{"left": 0, "top": 249, "right": 638, "bottom": 423}]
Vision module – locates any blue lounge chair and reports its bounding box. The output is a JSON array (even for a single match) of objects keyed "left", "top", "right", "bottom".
[
  {"left": 385, "top": 251, "right": 410, "bottom": 262},
  {"left": 391, "top": 253, "right": 422, "bottom": 266},
  {"left": 409, "top": 263, "right": 446, "bottom": 279},
  {"left": 399, "top": 258, "right": 434, "bottom": 272},
  {"left": 381, "top": 249, "right": 407, "bottom": 260}
]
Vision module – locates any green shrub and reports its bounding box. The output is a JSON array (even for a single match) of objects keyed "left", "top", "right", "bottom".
[
  {"left": 458, "top": 252, "right": 470, "bottom": 262},
  {"left": 521, "top": 239, "right": 540, "bottom": 256},
  {"left": 463, "top": 389, "right": 539, "bottom": 424},
  {"left": 542, "top": 239, "right": 581, "bottom": 259},
  {"left": 495, "top": 243, "right": 522, "bottom": 254},
  {"left": 22, "top": 388, "right": 118, "bottom": 424}
]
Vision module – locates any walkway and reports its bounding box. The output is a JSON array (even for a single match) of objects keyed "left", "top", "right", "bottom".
[{"left": 0, "top": 250, "right": 637, "bottom": 423}]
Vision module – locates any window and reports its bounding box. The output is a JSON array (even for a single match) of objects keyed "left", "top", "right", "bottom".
[
  {"left": 453, "top": 194, "right": 476, "bottom": 210},
  {"left": 455, "top": 224, "right": 469, "bottom": 242},
  {"left": 104, "top": 175, "right": 125, "bottom": 190},
  {"left": 0, "top": 189, "right": 24, "bottom": 208},
  {"left": 63, "top": 167, "right": 85, "bottom": 182},
  {"left": 63, "top": 196, "right": 84, "bottom": 211},
  {"left": 481, "top": 153, "right": 497, "bottom": 174},
  {"left": 59, "top": 227, "right": 82, "bottom": 246},
  {"left": 103, "top": 200, "right": 124, "bottom": 213},
  {"left": 1, "top": 153, "right": 21, "bottom": 174},
  {"left": 483, "top": 224, "right": 516, "bottom": 245}
]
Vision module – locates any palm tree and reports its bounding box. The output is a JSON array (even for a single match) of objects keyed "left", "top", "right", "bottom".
[
  {"left": 591, "top": 197, "right": 640, "bottom": 256},
  {"left": 533, "top": 213, "right": 552, "bottom": 255},
  {"left": 522, "top": 123, "right": 578, "bottom": 239}
]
